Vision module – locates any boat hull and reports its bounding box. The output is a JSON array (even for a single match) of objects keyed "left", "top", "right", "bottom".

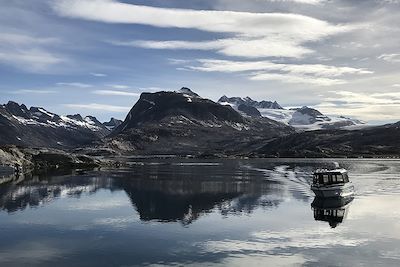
[{"left": 311, "top": 183, "right": 354, "bottom": 198}]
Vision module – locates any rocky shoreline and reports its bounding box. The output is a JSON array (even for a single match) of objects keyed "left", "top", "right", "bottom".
[{"left": 2, "top": 144, "right": 400, "bottom": 179}]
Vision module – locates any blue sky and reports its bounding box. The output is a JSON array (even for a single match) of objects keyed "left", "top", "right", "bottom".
[{"left": 1, "top": 0, "right": 400, "bottom": 123}]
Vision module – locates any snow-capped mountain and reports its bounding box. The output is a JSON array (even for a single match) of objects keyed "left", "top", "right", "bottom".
[
  {"left": 0, "top": 101, "right": 110, "bottom": 147},
  {"left": 218, "top": 95, "right": 283, "bottom": 109},
  {"left": 218, "top": 96, "right": 364, "bottom": 130}
]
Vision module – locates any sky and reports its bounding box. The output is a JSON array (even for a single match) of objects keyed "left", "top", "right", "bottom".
[{"left": 0, "top": 0, "right": 400, "bottom": 123}]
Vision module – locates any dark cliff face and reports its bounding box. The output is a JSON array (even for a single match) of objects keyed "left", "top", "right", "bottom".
[
  {"left": 103, "top": 118, "right": 123, "bottom": 131},
  {"left": 238, "top": 104, "right": 262, "bottom": 117},
  {"left": 254, "top": 123, "right": 400, "bottom": 158},
  {"left": 0, "top": 102, "right": 110, "bottom": 148},
  {"left": 107, "top": 90, "right": 293, "bottom": 155},
  {"left": 113, "top": 91, "right": 245, "bottom": 135}
]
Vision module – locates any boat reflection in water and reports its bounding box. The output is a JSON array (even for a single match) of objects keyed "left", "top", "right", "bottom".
[{"left": 311, "top": 196, "right": 354, "bottom": 228}]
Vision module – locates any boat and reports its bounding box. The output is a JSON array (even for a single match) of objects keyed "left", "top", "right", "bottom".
[{"left": 311, "top": 168, "right": 354, "bottom": 198}]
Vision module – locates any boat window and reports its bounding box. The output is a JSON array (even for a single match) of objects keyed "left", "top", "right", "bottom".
[
  {"left": 323, "top": 174, "right": 329, "bottom": 184},
  {"left": 336, "top": 174, "right": 344, "bottom": 182},
  {"left": 343, "top": 173, "right": 349, "bottom": 183}
]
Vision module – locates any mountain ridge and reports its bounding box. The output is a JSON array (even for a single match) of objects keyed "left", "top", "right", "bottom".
[
  {"left": 105, "top": 88, "right": 293, "bottom": 155},
  {"left": 218, "top": 95, "right": 364, "bottom": 130},
  {"left": 0, "top": 101, "right": 112, "bottom": 147},
  {"left": 0, "top": 88, "right": 399, "bottom": 158}
]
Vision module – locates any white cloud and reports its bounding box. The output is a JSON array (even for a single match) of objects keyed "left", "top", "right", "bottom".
[
  {"left": 315, "top": 90, "right": 400, "bottom": 121},
  {"left": 189, "top": 59, "right": 371, "bottom": 76},
  {"left": 90, "top": 72, "right": 107, "bottom": 77},
  {"left": 56, "top": 82, "right": 92, "bottom": 88},
  {"left": 119, "top": 38, "right": 313, "bottom": 58},
  {"left": 10, "top": 89, "right": 56, "bottom": 94},
  {"left": 378, "top": 53, "right": 400, "bottom": 63},
  {"left": 181, "top": 59, "right": 372, "bottom": 86},
  {"left": 0, "top": 50, "right": 64, "bottom": 72},
  {"left": 108, "top": 84, "right": 130, "bottom": 89},
  {"left": 167, "top": 58, "right": 192, "bottom": 65},
  {"left": 325, "top": 90, "right": 400, "bottom": 105},
  {"left": 53, "top": 0, "right": 353, "bottom": 58},
  {"left": 0, "top": 32, "right": 65, "bottom": 72},
  {"left": 52, "top": 0, "right": 346, "bottom": 38},
  {"left": 64, "top": 103, "right": 131, "bottom": 112},
  {"left": 92, "top": 90, "right": 140, "bottom": 97},
  {"left": 250, "top": 72, "right": 345, "bottom": 86},
  {"left": 267, "top": 0, "right": 325, "bottom": 4},
  {"left": 0, "top": 33, "right": 59, "bottom": 45}
]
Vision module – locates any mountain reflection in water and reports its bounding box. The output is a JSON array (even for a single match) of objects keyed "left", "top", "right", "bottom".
[
  {"left": 0, "top": 162, "right": 288, "bottom": 224},
  {"left": 1, "top": 159, "right": 400, "bottom": 267}
]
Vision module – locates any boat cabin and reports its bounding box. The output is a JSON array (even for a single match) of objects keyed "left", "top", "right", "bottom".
[{"left": 313, "top": 169, "right": 349, "bottom": 186}]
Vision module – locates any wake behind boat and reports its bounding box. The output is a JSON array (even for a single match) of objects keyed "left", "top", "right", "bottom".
[{"left": 311, "top": 168, "right": 354, "bottom": 198}]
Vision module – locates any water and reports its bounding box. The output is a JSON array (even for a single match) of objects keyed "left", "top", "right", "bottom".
[{"left": 0, "top": 158, "right": 400, "bottom": 266}]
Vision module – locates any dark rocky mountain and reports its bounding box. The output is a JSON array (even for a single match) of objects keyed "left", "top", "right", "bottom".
[
  {"left": 0, "top": 101, "right": 110, "bottom": 148},
  {"left": 238, "top": 104, "right": 262, "bottom": 117},
  {"left": 288, "top": 106, "right": 330, "bottom": 125},
  {"left": 292, "top": 106, "right": 324, "bottom": 117},
  {"left": 218, "top": 95, "right": 283, "bottom": 109},
  {"left": 106, "top": 88, "right": 293, "bottom": 155},
  {"left": 253, "top": 122, "right": 400, "bottom": 158},
  {"left": 103, "top": 118, "right": 123, "bottom": 131},
  {"left": 176, "top": 87, "right": 200, "bottom": 97}
]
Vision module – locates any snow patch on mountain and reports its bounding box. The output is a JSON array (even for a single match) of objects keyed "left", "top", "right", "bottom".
[
  {"left": 1, "top": 101, "right": 111, "bottom": 133},
  {"left": 218, "top": 96, "right": 365, "bottom": 131},
  {"left": 176, "top": 87, "right": 200, "bottom": 98}
]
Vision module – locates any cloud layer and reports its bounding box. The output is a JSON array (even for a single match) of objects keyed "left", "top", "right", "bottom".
[
  {"left": 180, "top": 59, "right": 372, "bottom": 86},
  {"left": 64, "top": 103, "right": 131, "bottom": 112},
  {"left": 53, "top": 0, "right": 351, "bottom": 58},
  {"left": 0, "top": 31, "right": 65, "bottom": 72}
]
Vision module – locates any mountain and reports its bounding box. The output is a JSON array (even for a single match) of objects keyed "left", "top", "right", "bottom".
[
  {"left": 0, "top": 101, "right": 110, "bottom": 147},
  {"left": 253, "top": 122, "right": 400, "bottom": 158},
  {"left": 218, "top": 95, "right": 283, "bottom": 109},
  {"left": 238, "top": 104, "right": 262, "bottom": 117},
  {"left": 103, "top": 118, "right": 123, "bottom": 131},
  {"left": 106, "top": 88, "right": 293, "bottom": 155},
  {"left": 176, "top": 87, "right": 200, "bottom": 97},
  {"left": 218, "top": 95, "right": 364, "bottom": 130}
]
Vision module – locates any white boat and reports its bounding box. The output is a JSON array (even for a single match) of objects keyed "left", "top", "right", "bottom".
[{"left": 311, "top": 168, "right": 354, "bottom": 198}]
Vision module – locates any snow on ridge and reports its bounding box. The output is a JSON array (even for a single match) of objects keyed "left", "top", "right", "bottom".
[
  {"left": 217, "top": 95, "right": 363, "bottom": 130},
  {"left": 61, "top": 116, "right": 102, "bottom": 131},
  {"left": 38, "top": 108, "right": 55, "bottom": 118},
  {"left": 10, "top": 113, "right": 103, "bottom": 132}
]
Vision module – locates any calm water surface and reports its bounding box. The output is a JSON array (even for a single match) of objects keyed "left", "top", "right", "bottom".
[{"left": 1, "top": 159, "right": 400, "bottom": 266}]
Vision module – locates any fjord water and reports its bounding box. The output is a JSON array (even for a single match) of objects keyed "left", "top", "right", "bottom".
[{"left": 0, "top": 159, "right": 400, "bottom": 266}]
